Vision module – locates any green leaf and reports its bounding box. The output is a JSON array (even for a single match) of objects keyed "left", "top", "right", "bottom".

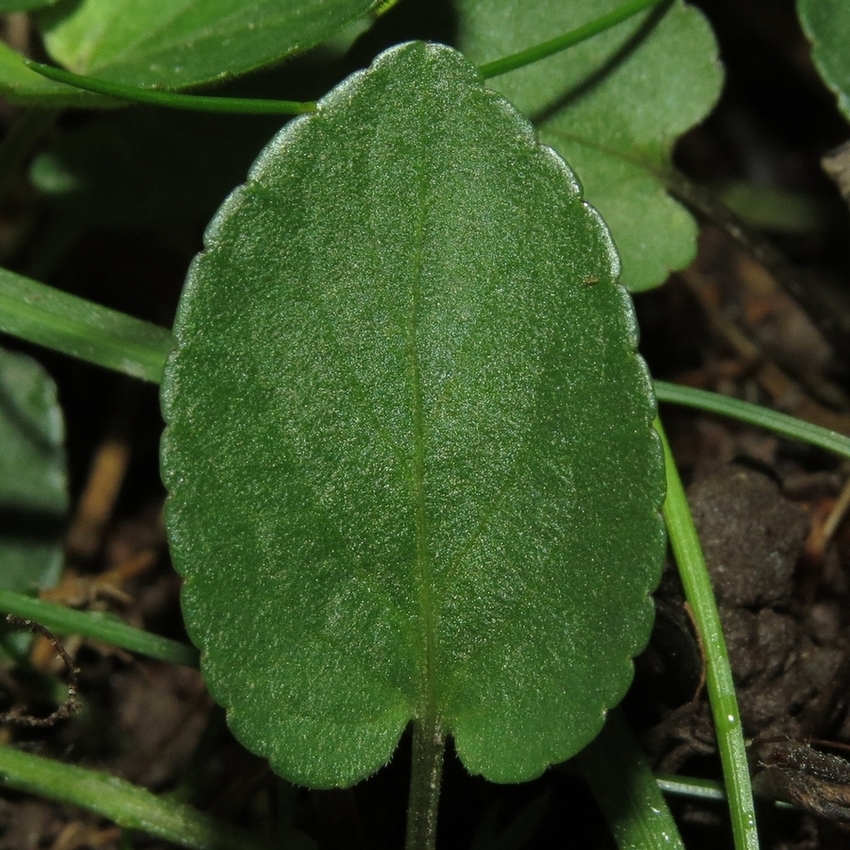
[
  {"left": 0, "top": 42, "right": 114, "bottom": 107},
  {"left": 38, "top": 0, "right": 376, "bottom": 89},
  {"left": 798, "top": 0, "right": 850, "bottom": 119},
  {"left": 161, "top": 41, "right": 665, "bottom": 788},
  {"left": 456, "top": 0, "right": 723, "bottom": 291},
  {"left": 0, "top": 347, "right": 67, "bottom": 594}
]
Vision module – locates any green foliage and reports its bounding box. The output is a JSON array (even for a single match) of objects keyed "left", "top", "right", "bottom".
[
  {"left": 37, "top": 0, "right": 376, "bottom": 89},
  {"left": 161, "top": 41, "right": 666, "bottom": 788},
  {"left": 0, "top": 347, "right": 67, "bottom": 594},
  {"left": 798, "top": 0, "right": 850, "bottom": 119},
  {"left": 456, "top": 0, "right": 722, "bottom": 291},
  {"left": 0, "top": 41, "right": 112, "bottom": 106}
]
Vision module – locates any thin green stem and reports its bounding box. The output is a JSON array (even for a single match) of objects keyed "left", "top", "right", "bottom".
[
  {"left": 405, "top": 718, "right": 445, "bottom": 850},
  {"left": 655, "top": 418, "right": 759, "bottom": 850},
  {"left": 0, "top": 744, "right": 269, "bottom": 850},
  {"left": 0, "top": 267, "right": 174, "bottom": 383},
  {"left": 477, "top": 0, "right": 665, "bottom": 79},
  {"left": 576, "top": 708, "right": 685, "bottom": 849},
  {"left": 0, "top": 590, "right": 199, "bottom": 668},
  {"left": 24, "top": 61, "right": 316, "bottom": 116},
  {"left": 654, "top": 380, "right": 850, "bottom": 460}
]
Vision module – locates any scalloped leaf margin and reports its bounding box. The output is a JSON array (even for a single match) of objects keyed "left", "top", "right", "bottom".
[{"left": 161, "top": 41, "right": 666, "bottom": 789}]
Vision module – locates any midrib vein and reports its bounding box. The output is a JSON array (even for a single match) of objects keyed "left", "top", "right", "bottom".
[{"left": 408, "top": 121, "right": 437, "bottom": 724}]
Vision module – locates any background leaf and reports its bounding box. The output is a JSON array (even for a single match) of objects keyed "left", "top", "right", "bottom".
[
  {"left": 456, "top": 0, "right": 723, "bottom": 291},
  {"left": 798, "top": 0, "right": 850, "bottom": 120},
  {"left": 0, "top": 347, "right": 67, "bottom": 596},
  {"left": 0, "top": 42, "right": 113, "bottom": 106},
  {"left": 38, "top": 0, "right": 376, "bottom": 89},
  {"left": 161, "top": 41, "right": 665, "bottom": 789}
]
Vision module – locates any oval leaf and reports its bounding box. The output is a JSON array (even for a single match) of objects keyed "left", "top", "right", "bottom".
[
  {"left": 457, "top": 0, "right": 722, "bottom": 291},
  {"left": 161, "top": 41, "right": 666, "bottom": 788},
  {"left": 38, "top": 0, "right": 376, "bottom": 89}
]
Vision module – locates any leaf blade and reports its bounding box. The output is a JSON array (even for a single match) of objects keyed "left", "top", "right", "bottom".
[
  {"left": 39, "top": 0, "right": 376, "bottom": 89},
  {"left": 798, "top": 0, "right": 850, "bottom": 119},
  {"left": 0, "top": 348, "right": 68, "bottom": 596},
  {"left": 161, "top": 41, "right": 665, "bottom": 788}
]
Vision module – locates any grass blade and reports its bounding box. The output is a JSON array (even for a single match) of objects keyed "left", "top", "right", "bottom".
[
  {"left": 0, "top": 744, "right": 269, "bottom": 850},
  {"left": 655, "top": 418, "right": 759, "bottom": 850},
  {"left": 0, "top": 590, "right": 198, "bottom": 668},
  {"left": 576, "top": 708, "right": 686, "bottom": 849},
  {"left": 0, "top": 267, "right": 173, "bottom": 382},
  {"left": 654, "top": 380, "right": 850, "bottom": 460}
]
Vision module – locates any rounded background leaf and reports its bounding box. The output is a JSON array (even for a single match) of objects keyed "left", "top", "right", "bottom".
[
  {"left": 161, "top": 41, "right": 666, "bottom": 788},
  {"left": 456, "top": 0, "right": 723, "bottom": 291},
  {"left": 0, "top": 347, "right": 67, "bottom": 595},
  {"left": 798, "top": 0, "right": 850, "bottom": 120}
]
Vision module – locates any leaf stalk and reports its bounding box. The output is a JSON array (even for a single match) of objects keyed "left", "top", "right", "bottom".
[
  {"left": 405, "top": 718, "right": 445, "bottom": 850},
  {"left": 24, "top": 61, "right": 316, "bottom": 115}
]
